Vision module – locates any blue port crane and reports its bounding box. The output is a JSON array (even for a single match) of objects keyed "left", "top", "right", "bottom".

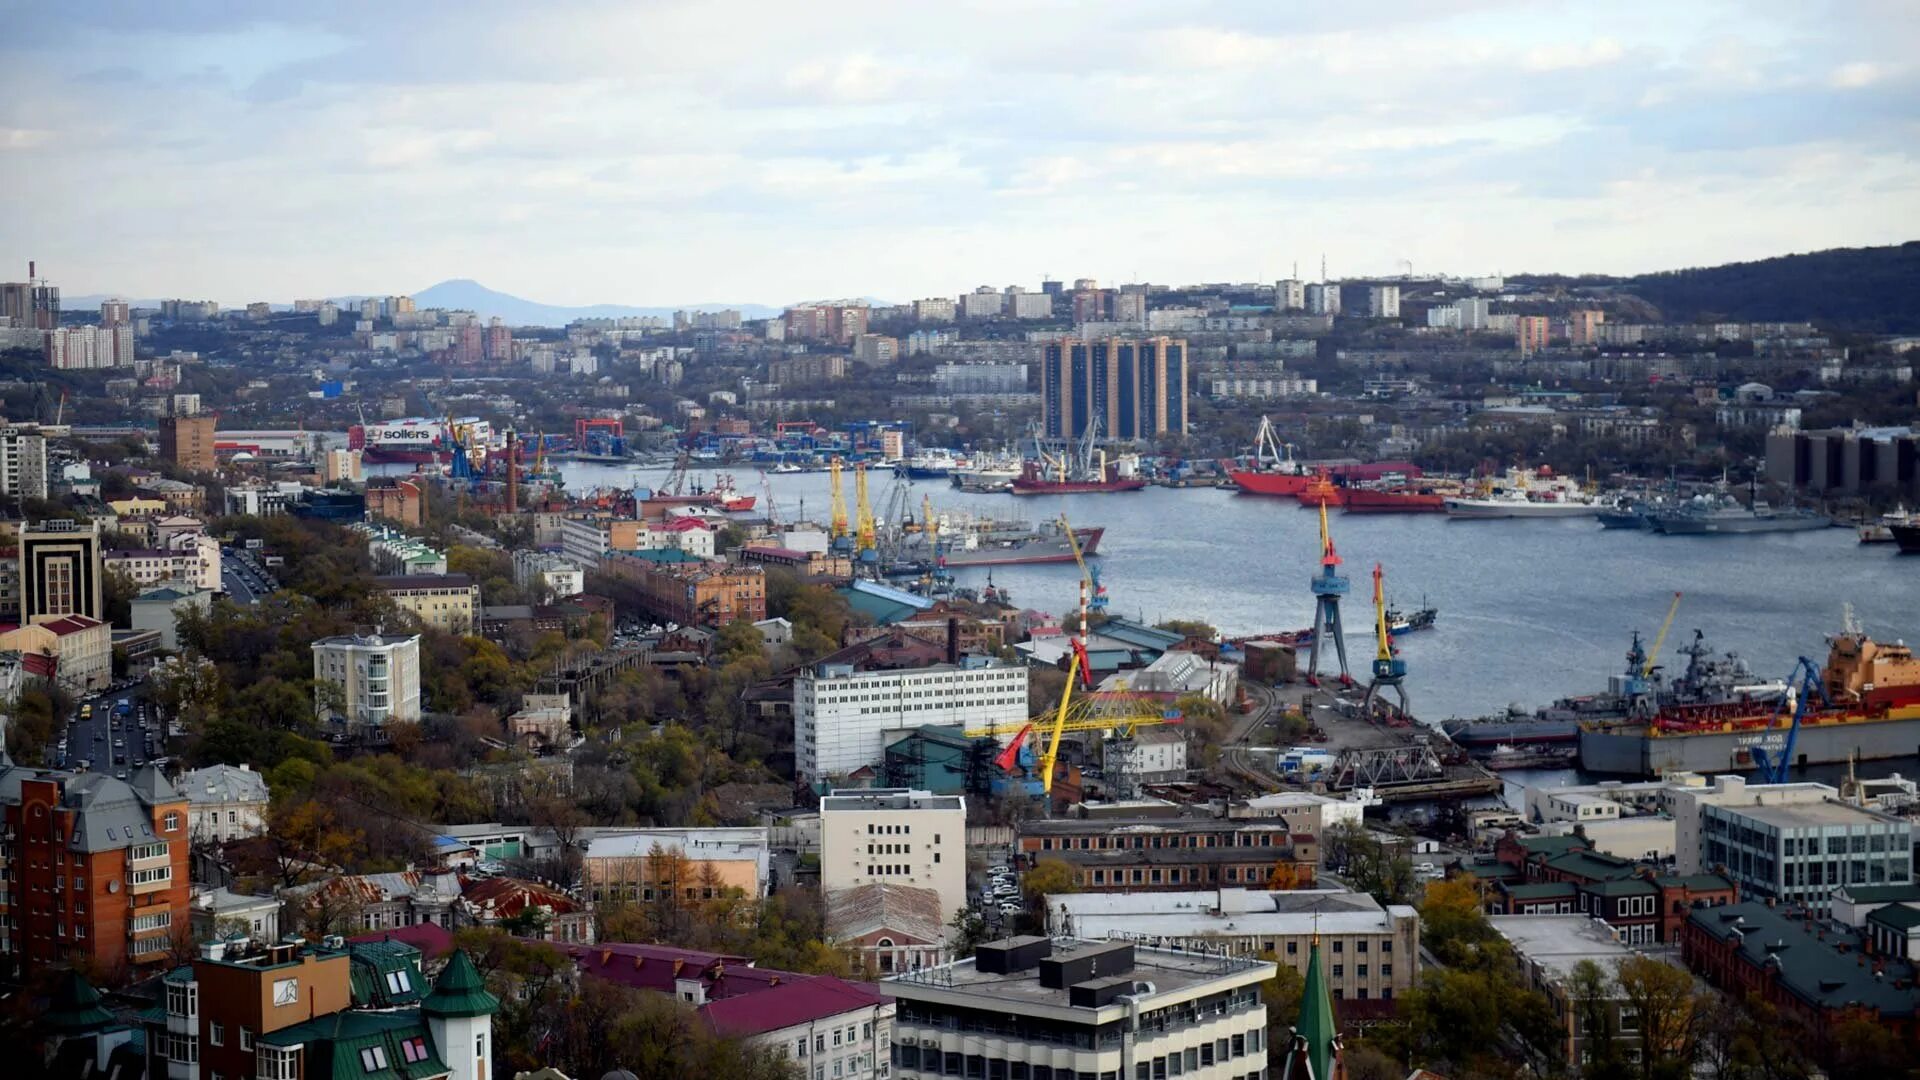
[
  {"left": 1751, "top": 656, "right": 1829, "bottom": 784},
  {"left": 1304, "top": 500, "right": 1352, "bottom": 687}
]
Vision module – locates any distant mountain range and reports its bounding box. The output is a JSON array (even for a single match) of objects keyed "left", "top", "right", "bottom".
[{"left": 407, "top": 279, "right": 784, "bottom": 326}]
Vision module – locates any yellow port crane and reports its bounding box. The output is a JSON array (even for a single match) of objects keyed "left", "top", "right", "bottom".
[
  {"left": 854, "top": 462, "right": 877, "bottom": 552},
  {"left": 964, "top": 646, "right": 1182, "bottom": 795},
  {"left": 1644, "top": 591, "right": 1683, "bottom": 679},
  {"left": 1060, "top": 515, "right": 1106, "bottom": 633},
  {"left": 827, "top": 457, "right": 849, "bottom": 539}
]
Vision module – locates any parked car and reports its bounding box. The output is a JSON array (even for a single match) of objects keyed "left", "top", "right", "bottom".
[
  {"left": 997, "top": 902, "right": 1023, "bottom": 915},
  {"left": 988, "top": 865, "right": 1012, "bottom": 876}
]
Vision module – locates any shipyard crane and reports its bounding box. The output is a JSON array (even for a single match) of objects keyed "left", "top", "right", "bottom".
[
  {"left": 1752, "top": 656, "right": 1830, "bottom": 785},
  {"left": 1304, "top": 500, "right": 1352, "bottom": 687},
  {"left": 1361, "top": 563, "right": 1409, "bottom": 721},
  {"left": 854, "top": 461, "right": 878, "bottom": 557},
  {"left": 446, "top": 413, "right": 475, "bottom": 487},
  {"left": 969, "top": 642, "right": 1183, "bottom": 797},
  {"left": 662, "top": 451, "right": 690, "bottom": 497},
  {"left": 827, "top": 457, "right": 850, "bottom": 543},
  {"left": 1060, "top": 514, "right": 1108, "bottom": 620},
  {"left": 1643, "top": 592, "right": 1683, "bottom": 680}
]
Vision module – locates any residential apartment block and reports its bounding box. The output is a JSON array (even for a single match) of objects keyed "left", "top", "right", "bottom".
[
  {"left": 820, "top": 789, "right": 967, "bottom": 936},
  {"left": 0, "top": 761, "right": 192, "bottom": 981},
  {"left": 21, "top": 519, "right": 104, "bottom": 624},
  {"left": 375, "top": 574, "right": 481, "bottom": 635},
  {"left": 1040, "top": 337, "right": 1190, "bottom": 441},
  {"left": 311, "top": 632, "right": 422, "bottom": 729}
]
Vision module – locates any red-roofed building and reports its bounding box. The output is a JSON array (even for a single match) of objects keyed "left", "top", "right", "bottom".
[
  {"left": 38, "top": 614, "right": 110, "bottom": 691},
  {"left": 571, "top": 942, "right": 893, "bottom": 1078},
  {"left": 459, "top": 877, "right": 594, "bottom": 945}
]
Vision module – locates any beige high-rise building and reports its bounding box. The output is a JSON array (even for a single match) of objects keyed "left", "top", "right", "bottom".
[
  {"left": 1516, "top": 315, "right": 1552, "bottom": 356},
  {"left": 1568, "top": 309, "right": 1605, "bottom": 346},
  {"left": 820, "top": 789, "right": 968, "bottom": 933},
  {"left": 1040, "top": 336, "right": 1190, "bottom": 441},
  {"left": 160, "top": 412, "right": 218, "bottom": 473}
]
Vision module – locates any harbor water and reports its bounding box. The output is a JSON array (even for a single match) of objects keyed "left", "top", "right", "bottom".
[{"left": 561, "top": 461, "right": 1918, "bottom": 725}]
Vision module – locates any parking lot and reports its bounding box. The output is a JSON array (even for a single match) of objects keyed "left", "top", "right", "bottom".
[{"left": 970, "top": 850, "right": 1028, "bottom": 932}]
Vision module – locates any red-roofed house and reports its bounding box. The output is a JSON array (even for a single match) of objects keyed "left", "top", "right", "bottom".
[
  {"left": 38, "top": 615, "right": 110, "bottom": 691},
  {"left": 459, "top": 877, "right": 594, "bottom": 945},
  {"left": 571, "top": 942, "right": 892, "bottom": 1078}
]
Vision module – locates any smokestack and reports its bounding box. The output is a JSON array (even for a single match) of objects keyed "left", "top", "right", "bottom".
[
  {"left": 28, "top": 261, "right": 34, "bottom": 280},
  {"left": 505, "top": 429, "right": 519, "bottom": 513},
  {"left": 947, "top": 616, "right": 960, "bottom": 665}
]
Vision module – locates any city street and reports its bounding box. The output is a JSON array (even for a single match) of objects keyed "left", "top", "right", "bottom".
[
  {"left": 58, "top": 681, "right": 157, "bottom": 779},
  {"left": 219, "top": 544, "right": 278, "bottom": 605}
]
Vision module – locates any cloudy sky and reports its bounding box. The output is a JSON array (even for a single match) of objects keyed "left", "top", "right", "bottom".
[{"left": 3, "top": 1, "right": 1916, "bottom": 306}]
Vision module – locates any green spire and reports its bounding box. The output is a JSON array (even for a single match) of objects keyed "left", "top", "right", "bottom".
[
  {"left": 1295, "top": 939, "right": 1338, "bottom": 1080},
  {"left": 421, "top": 951, "right": 499, "bottom": 1019},
  {"left": 45, "top": 971, "right": 116, "bottom": 1034}
]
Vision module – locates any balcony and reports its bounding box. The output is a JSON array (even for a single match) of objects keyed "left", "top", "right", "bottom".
[{"left": 129, "top": 867, "right": 173, "bottom": 896}]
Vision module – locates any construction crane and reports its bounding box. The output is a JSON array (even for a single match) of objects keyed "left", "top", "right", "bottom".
[
  {"left": 662, "top": 451, "right": 690, "bottom": 497},
  {"left": 1060, "top": 514, "right": 1107, "bottom": 621},
  {"left": 1752, "top": 656, "right": 1829, "bottom": 784},
  {"left": 1304, "top": 501, "right": 1352, "bottom": 687},
  {"left": 1361, "top": 563, "right": 1409, "bottom": 720},
  {"left": 1643, "top": 592, "right": 1683, "bottom": 680},
  {"left": 968, "top": 643, "right": 1182, "bottom": 796},
  {"left": 827, "top": 457, "right": 850, "bottom": 541}
]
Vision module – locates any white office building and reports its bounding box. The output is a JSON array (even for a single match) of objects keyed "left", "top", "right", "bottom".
[
  {"left": 820, "top": 788, "right": 968, "bottom": 934},
  {"left": 1700, "top": 798, "right": 1912, "bottom": 912},
  {"left": 794, "top": 658, "right": 1027, "bottom": 784},
  {"left": 885, "top": 938, "right": 1275, "bottom": 1080},
  {"left": 311, "top": 632, "right": 422, "bottom": 729}
]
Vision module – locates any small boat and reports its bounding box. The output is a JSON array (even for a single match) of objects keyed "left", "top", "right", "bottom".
[{"left": 1860, "top": 506, "right": 1913, "bottom": 544}]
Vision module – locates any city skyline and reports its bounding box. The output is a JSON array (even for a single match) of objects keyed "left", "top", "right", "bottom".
[{"left": 3, "top": 2, "right": 1917, "bottom": 305}]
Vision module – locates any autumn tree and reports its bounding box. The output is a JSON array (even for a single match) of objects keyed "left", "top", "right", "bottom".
[
  {"left": 265, "top": 799, "right": 363, "bottom": 888},
  {"left": 1021, "top": 857, "right": 1076, "bottom": 915},
  {"left": 1155, "top": 618, "right": 1218, "bottom": 641},
  {"left": 1416, "top": 875, "right": 1496, "bottom": 964},
  {"left": 1613, "top": 954, "right": 1701, "bottom": 1080},
  {"left": 1323, "top": 824, "right": 1415, "bottom": 906}
]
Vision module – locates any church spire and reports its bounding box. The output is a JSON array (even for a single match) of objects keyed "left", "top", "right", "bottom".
[{"left": 1281, "top": 937, "right": 1345, "bottom": 1080}]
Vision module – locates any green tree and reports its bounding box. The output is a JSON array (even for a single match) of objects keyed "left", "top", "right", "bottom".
[{"left": 1613, "top": 954, "right": 1700, "bottom": 1080}]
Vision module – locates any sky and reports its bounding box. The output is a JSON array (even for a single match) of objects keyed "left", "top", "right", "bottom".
[{"left": 3, "top": 1, "right": 1917, "bottom": 307}]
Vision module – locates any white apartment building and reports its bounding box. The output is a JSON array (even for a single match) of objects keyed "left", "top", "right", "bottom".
[
  {"left": 1237, "top": 791, "right": 1367, "bottom": 838},
  {"left": 885, "top": 938, "right": 1276, "bottom": 1080},
  {"left": 1275, "top": 279, "right": 1306, "bottom": 311},
  {"left": 178, "top": 763, "right": 270, "bottom": 844},
  {"left": 959, "top": 287, "right": 1004, "bottom": 319},
  {"left": 1305, "top": 282, "right": 1342, "bottom": 316},
  {"left": 1046, "top": 888, "right": 1418, "bottom": 1005},
  {"left": 821, "top": 789, "right": 968, "bottom": 933},
  {"left": 104, "top": 533, "right": 222, "bottom": 591},
  {"left": 794, "top": 659, "right": 1028, "bottom": 783},
  {"left": 311, "top": 632, "right": 422, "bottom": 729},
  {"left": 914, "top": 297, "right": 957, "bottom": 322},
  {"left": 0, "top": 425, "right": 48, "bottom": 499},
  {"left": 1366, "top": 285, "right": 1401, "bottom": 319},
  {"left": 560, "top": 516, "right": 610, "bottom": 566},
  {"left": 1208, "top": 376, "right": 1319, "bottom": 400},
  {"left": 511, "top": 549, "right": 585, "bottom": 599},
  {"left": 1009, "top": 292, "right": 1054, "bottom": 319}
]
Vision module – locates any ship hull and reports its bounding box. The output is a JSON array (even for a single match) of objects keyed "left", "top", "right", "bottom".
[
  {"left": 1008, "top": 478, "right": 1147, "bottom": 495},
  {"left": 1343, "top": 489, "right": 1446, "bottom": 513},
  {"left": 1229, "top": 471, "right": 1310, "bottom": 497},
  {"left": 1654, "top": 515, "right": 1830, "bottom": 535},
  {"left": 1579, "top": 715, "right": 1920, "bottom": 777},
  {"left": 1445, "top": 498, "right": 1600, "bottom": 519},
  {"left": 1597, "top": 510, "right": 1651, "bottom": 529},
  {"left": 925, "top": 527, "right": 1103, "bottom": 567},
  {"left": 1891, "top": 524, "right": 1920, "bottom": 553}
]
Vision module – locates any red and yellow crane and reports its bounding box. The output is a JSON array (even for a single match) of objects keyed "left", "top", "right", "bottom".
[{"left": 967, "top": 641, "right": 1182, "bottom": 796}]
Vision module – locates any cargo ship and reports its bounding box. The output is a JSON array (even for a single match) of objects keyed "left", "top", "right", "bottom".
[
  {"left": 1224, "top": 416, "right": 1423, "bottom": 498},
  {"left": 1578, "top": 621, "right": 1920, "bottom": 776},
  {"left": 349, "top": 417, "right": 491, "bottom": 465},
  {"left": 1296, "top": 471, "right": 1345, "bottom": 508},
  {"left": 1342, "top": 485, "right": 1448, "bottom": 513},
  {"left": 1008, "top": 456, "right": 1146, "bottom": 495},
  {"left": 1895, "top": 523, "right": 1920, "bottom": 554},
  {"left": 902, "top": 520, "right": 1104, "bottom": 568},
  {"left": 1445, "top": 467, "right": 1600, "bottom": 519}
]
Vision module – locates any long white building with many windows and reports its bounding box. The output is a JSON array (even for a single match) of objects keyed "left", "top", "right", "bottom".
[{"left": 794, "top": 657, "right": 1027, "bottom": 784}]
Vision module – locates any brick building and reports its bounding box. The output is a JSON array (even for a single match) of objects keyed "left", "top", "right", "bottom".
[
  {"left": 366, "top": 477, "right": 425, "bottom": 529},
  {"left": 601, "top": 550, "right": 765, "bottom": 626},
  {"left": 0, "top": 761, "right": 192, "bottom": 982},
  {"left": 158, "top": 413, "right": 218, "bottom": 474},
  {"left": 1018, "top": 817, "right": 1316, "bottom": 892}
]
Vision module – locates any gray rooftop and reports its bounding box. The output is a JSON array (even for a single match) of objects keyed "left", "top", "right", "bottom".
[
  {"left": 821, "top": 788, "right": 965, "bottom": 813},
  {"left": 179, "top": 763, "right": 269, "bottom": 806},
  {"left": 1689, "top": 902, "right": 1920, "bottom": 1017},
  {"left": 1711, "top": 800, "right": 1903, "bottom": 830},
  {"left": 1489, "top": 915, "right": 1641, "bottom": 985},
  {"left": 884, "top": 937, "right": 1273, "bottom": 1016}
]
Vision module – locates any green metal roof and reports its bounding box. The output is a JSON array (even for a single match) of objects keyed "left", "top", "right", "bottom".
[
  {"left": 1517, "top": 835, "right": 1587, "bottom": 857},
  {"left": 1653, "top": 874, "right": 1734, "bottom": 892},
  {"left": 1838, "top": 883, "right": 1920, "bottom": 904},
  {"left": 1582, "top": 878, "right": 1657, "bottom": 897},
  {"left": 1295, "top": 940, "right": 1338, "bottom": 1080},
  {"left": 44, "top": 971, "right": 115, "bottom": 1034},
  {"left": 1501, "top": 882, "right": 1577, "bottom": 900},
  {"left": 420, "top": 951, "right": 498, "bottom": 1019},
  {"left": 262, "top": 1009, "right": 448, "bottom": 1080},
  {"left": 1543, "top": 850, "right": 1638, "bottom": 882},
  {"left": 348, "top": 940, "right": 427, "bottom": 1009},
  {"left": 1867, "top": 904, "right": 1920, "bottom": 931},
  {"left": 1687, "top": 902, "right": 1920, "bottom": 1018}
]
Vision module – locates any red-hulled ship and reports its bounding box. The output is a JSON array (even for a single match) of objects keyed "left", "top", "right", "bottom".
[
  {"left": 1009, "top": 459, "right": 1147, "bottom": 495},
  {"left": 1342, "top": 486, "right": 1448, "bottom": 513},
  {"left": 1296, "top": 471, "right": 1345, "bottom": 508}
]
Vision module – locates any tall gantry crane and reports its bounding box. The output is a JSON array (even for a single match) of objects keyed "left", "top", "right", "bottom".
[
  {"left": 827, "top": 457, "right": 850, "bottom": 543},
  {"left": 854, "top": 461, "right": 877, "bottom": 556},
  {"left": 1304, "top": 501, "right": 1352, "bottom": 687},
  {"left": 1060, "top": 514, "right": 1107, "bottom": 639},
  {"left": 1361, "top": 563, "right": 1409, "bottom": 719}
]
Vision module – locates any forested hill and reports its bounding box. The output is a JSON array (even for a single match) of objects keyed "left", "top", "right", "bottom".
[{"left": 1513, "top": 241, "right": 1920, "bottom": 334}]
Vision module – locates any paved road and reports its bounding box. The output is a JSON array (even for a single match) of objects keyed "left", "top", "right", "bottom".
[
  {"left": 58, "top": 681, "right": 157, "bottom": 778},
  {"left": 219, "top": 545, "right": 277, "bottom": 605}
]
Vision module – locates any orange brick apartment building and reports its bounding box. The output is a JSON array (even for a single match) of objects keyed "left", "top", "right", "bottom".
[{"left": 1, "top": 760, "right": 192, "bottom": 982}]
